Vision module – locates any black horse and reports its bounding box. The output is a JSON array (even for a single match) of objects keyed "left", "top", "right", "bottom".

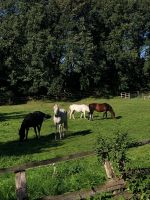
[{"left": 19, "top": 111, "right": 51, "bottom": 142}]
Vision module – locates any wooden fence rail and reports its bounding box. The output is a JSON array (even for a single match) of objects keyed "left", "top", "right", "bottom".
[
  {"left": 0, "top": 151, "right": 94, "bottom": 174},
  {"left": 0, "top": 139, "right": 150, "bottom": 200},
  {"left": 0, "top": 139, "right": 150, "bottom": 175},
  {"left": 39, "top": 178, "right": 126, "bottom": 200}
]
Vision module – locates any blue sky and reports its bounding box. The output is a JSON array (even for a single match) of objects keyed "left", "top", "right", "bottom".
[
  {"left": 140, "top": 45, "right": 149, "bottom": 59},
  {"left": 140, "top": 32, "right": 150, "bottom": 59}
]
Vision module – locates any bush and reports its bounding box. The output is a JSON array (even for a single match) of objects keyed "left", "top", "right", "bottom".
[{"left": 96, "top": 131, "right": 129, "bottom": 177}]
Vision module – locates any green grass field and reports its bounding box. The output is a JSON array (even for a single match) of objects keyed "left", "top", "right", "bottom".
[{"left": 0, "top": 98, "right": 150, "bottom": 199}]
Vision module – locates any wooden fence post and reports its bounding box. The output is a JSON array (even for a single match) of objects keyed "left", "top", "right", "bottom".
[
  {"left": 104, "top": 160, "right": 116, "bottom": 179},
  {"left": 15, "top": 170, "right": 28, "bottom": 200},
  {"left": 103, "top": 160, "right": 123, "bottom": 195}
]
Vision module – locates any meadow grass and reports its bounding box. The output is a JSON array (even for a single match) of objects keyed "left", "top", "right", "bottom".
[{"left": 0, "top": 97, "right": 150, "bottom": 199}]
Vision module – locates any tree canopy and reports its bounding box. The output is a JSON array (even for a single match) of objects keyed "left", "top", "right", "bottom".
[{"left": 0, "top": 0, "right": 150, "bottom": 99}]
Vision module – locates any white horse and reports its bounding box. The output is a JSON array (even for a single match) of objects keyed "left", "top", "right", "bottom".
[
  {"left": 53, "top": 104, "right": 68, "bottom": 140},
  {"left": 69, "top": 104, "right": 90, "bottom": 119}
]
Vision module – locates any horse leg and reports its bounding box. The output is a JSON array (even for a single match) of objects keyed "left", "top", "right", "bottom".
[
  {"left": 106, "top": 111, "right": 108, "bottom": 118},
  {"left": 103, "top": 111, "right": 107, "bottom": 119},
  {"left": 55, "top": 124, "right": 58, "bottom": 140},
  {"left": 69, "top": 110, "right": 72, "bottom": 119},
  {"left": 25, "top": 128, "right": 29, "bottom": 140},
  {"left": 84, "top": 111, "right": 86, "bottom": 119},
  {"left": 89, "top": 112, "right": 93, "bottom": 120},
  {"left": 62, "top": 124, "right": 64, "bottom": 138},
  {"left": 59, "top": 124, "right": 62, "bottom": 139},
  {"left": 70, "top": 110, "right": 74, "bottom": 119},
  {"left": 72, "top": 110, "right": 75, "bottom": 119},
  {"left": 34, "top": 127, "right": 38, "bottom": 139},
  {"left": 60, "top": 124, "right": 64, "bottom": 139},
  {"left": 37, "top": 125, "right": 41, "bottom": 138},
  {"left": 80, "top": 112, "right": 83, "bottom": 118}
]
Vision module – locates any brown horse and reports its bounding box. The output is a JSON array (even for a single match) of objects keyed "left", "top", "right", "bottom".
[{"left": 88, "top": 103, "right": 115, "bottom": 120}]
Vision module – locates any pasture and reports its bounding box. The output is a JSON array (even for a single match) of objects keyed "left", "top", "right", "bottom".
[{"left": 0, "top": 97, "right": 150, "bottom": 199}]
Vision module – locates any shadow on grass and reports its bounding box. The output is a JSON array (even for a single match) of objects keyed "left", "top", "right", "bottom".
[
  {"left": 0, "top": 133, "right": 64, "bottom": 157},
  {"left": 90, "top": 115, "right": 122, "bottom": 120},
  {"left": 115, "top": 116, "right": 122, "bottom": 119},
  {"left": 0, "top": 110, "right": 92, "bottom": 158},
  {"left": 0, "top": 111, "right": 27, "bottom": 121},
  {"left": 0, "top": 129, "right": 92, "bottom": 157},
  {"left": 66, "top": 129, "right": 92, "bottom": 138},
  {"left": 0, "top": 111, "right": 51, "bottom": 122}
]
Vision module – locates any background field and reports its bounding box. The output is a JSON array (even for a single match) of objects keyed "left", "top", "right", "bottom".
[{"left": 0, "top": 98, "right": 150, "bottom": 199}]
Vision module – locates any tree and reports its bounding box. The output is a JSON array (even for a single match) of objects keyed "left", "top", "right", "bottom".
[{"left": 1, "top": 0, "right": 150, "bottom": 99}]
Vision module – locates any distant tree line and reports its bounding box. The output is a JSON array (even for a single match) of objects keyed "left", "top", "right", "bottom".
[{"left": 0, "top": 0, "right": 150, "bottom": 99}]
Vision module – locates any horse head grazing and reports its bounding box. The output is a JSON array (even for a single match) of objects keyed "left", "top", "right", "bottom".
[
  {"left": 109, "top": 106, "right": 115, "bottom": 119},
  {"left": 19, "top": 125, "right": 26, "bottom": 142}
]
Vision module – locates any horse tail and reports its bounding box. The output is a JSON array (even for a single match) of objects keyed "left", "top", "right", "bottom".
[
  {"left": 64, "top": 111, "right": 68, "bottom": 130},
  {"left": 89, "top": 104, "right": 95, "bottom": 114},
  {"left": 88, "top": 104, "right": 92, "bottom": 112}
]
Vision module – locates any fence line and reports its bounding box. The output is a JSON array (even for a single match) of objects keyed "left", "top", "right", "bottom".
[
  {"left": 0, "top": 151, "right": 94, "bottom": 175},
  {"left": 143, "top": 94, "right": 150, "bottom": 100},
  {"left": 0, "top": 139, "right": 149, "bottom": 200},
  {"left": 0, "top": 139, "right": 150, "bottom": 175},
  {"left": 120, "top": 92, "right": 130, "bottom": 99},
  {"left": 39, "top": 178, "right": 126, "bottom": 200}
]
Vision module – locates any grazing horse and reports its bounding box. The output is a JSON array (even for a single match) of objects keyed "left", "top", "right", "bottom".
[
  {"left": 89, "top": 103, "right": 115, "bottom": 120},
  {"left": 53, "top": 104, "right": 68, "bottom": 140},
  {"left": 19, "top": 111, "right": 51, "bottom": 142},
  {"left": 69, "top": 104, "right": 90, "bottom": 119}
]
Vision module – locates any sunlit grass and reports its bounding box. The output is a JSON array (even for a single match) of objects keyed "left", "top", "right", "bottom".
[
  {"left": 0, "top": 98, "right": 150, "bottom": 199},
  {"left": 0, "top": 98, "right": 150, "bottom": 167}
]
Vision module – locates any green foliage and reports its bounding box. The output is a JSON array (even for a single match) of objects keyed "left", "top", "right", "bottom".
[
  {"left": 48, "top": 76, "right": 65, "bottom": 97},
  {"left": 96, "top": 132, "right": 129, "bottom": 175},
  {"left": 1, "top": 0, "right": 150, "bottom": 98},
  {"left": 0, "top": 174, "right": 16, "bottom": 200},
  {"left": 27, "top": 157, "right": 105, "bottom": 199},
  {"left": 127, "top": 174, "right": 150, "bottom": 200},
  {"left": 96, "top": 130, "right": 150, "bottom": 199}
]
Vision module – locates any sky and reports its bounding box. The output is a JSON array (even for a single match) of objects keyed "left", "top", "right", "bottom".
[{"left": 140, "top": 32, "right": 150, "bottom": 59}]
